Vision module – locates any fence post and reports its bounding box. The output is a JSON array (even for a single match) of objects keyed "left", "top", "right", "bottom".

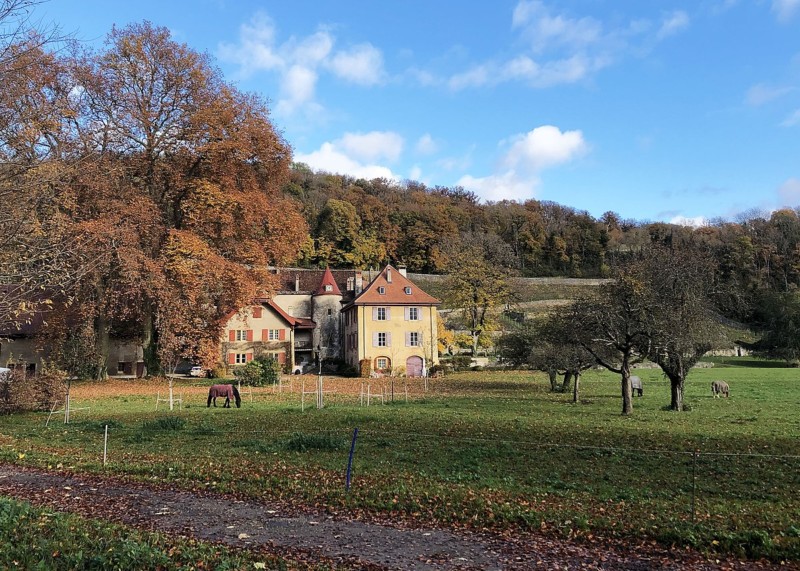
[
  {"left": 103, "top": 424, "right": 108, "bottom": 467},
  {"left": 691, "top": 450, "right": 699, "bottom": 523},
  {"left": 346, "top": 427, "right": 359, "bottom": 491}
]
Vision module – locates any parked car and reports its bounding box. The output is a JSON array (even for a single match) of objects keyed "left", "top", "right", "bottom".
[{"left": 188, "top": 366, "right": 207, "bottom": 378}]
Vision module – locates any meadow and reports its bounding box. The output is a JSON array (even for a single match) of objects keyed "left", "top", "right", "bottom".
[{"left": 0, "top": 361, "right": 798, "bottom": 562}]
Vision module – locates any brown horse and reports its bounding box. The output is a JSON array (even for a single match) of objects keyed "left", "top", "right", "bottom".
[{"left": 207, "top": 384, "right": 241, "bottom": 408}]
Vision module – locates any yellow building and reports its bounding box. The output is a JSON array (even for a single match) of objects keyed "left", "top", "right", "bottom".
[{"left": 342, "top": 265, "right": 440, "bottom": 376}]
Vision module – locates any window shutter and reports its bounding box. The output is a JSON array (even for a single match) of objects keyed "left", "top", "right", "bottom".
[
  {"left": 404, "top": 307, "right": 410, "bottom": 321},
  {"left": 278, "top": 352, "right": 286, "bottom": 364},
  {"left": 246, "top": 352, "right": 254, "bottom": 362},
  {"left": 372, "top": 307, "right": 378, "bottom": 321},
  {"left": 253, "top": 306, "right": 262, "bottom": 318},
  {"left": 386, "top": 307, "right": 391, "bottom": 320},
  {"left": 227, "top": 353, "right": 236, "bottom": 365},
  {"left": 262, "top": 329, "right": 269, "bottom": 342},
  {"left": 405, "top": 332, "right": 411, "bottom": 347},
  {"left": 246, "top": 330, "right": 253, "bottom": 342},
  {"left": 229, "top": 330, "right": 235, "bottom": 342},
  {"left": 372, "top": 332, "right": 379, "bottom": 347},
  {"left": 386, "top": 332, "right": 392, "bottom": 347},
  {"left": 279, "top": 329, "right": 286, "bottom": 341}
]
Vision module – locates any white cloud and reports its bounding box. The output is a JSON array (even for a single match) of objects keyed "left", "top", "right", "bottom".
[
  {"left": 512, "top": 1, "right": 603, "bottom": 53},
  {"left": 294, "top": 131, "right": 405, "bottom": 180},
  {"left": 772, "top": 0, "right": 800, "bottom": 22},
  {"left": 338, "top": 131, "right": 404, "bottom": 163},
  {"left": 503, "top": 125, "right": 588, "bottom": 172},
  {"left": 457, "top": 171, "right": 540, "bottom": 203},
  {"left": 657, "top": 11, "right": 690, "bottom": 40},
  {"left": 276, "top": 65, "right": 318, "bottom": 114},
  {"left": 218, "top": 12, "right": 386, "bottom": 116},
  {"left": 781, "top": 108, "right": 800, "bottom": 127},
  {"left": 778, "top": 178, "right": 800, "bottom": 204},
  {"left": 458, "top": 125, "right": 588, "bottom": 202},
  {"left": 295, "top": 142, "right": 397, "bottom": 180},
  {"left": 669, "top": 215, "right": 708, "bottom": 227},
  {"left": 442, "top": 2, "right": 677, "bottom": 92},
  {"left": 415, "top": 134, "right": 438, "bottom": 155},
  {"left": 745, "top": 83, "right": 794, "bottom": 106},
  {"left": 327, "top": 44, "right": 385, "bottom": 85}
]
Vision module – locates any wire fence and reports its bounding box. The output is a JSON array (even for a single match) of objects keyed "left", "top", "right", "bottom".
[{"left": 17, "top": 417, "right": 799, "bottom": 537}]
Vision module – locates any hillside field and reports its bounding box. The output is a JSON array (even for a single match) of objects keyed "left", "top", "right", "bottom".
[{"left": 0, "top": 362, "right": 798, "bottom": 562}]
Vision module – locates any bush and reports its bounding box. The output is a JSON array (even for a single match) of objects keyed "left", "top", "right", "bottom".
[
  {"left": 0, "top": 368, "right": 64, "bottom": 415},
  {"left": 233, "top": 356, "right": 281, "bottom": 387},
  {"left": 209, "top": 362, "right": 227, "bottom": 379},
  {"left": 359, "top": 359, "right": 372, "bottom": 378}
]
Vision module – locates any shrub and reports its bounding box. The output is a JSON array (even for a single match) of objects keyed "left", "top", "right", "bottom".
[
  {"left": 0, "top": 367, "right": 64, "bottom": 415},
  {"left": 359, "top": 359, "right": 372, "bottom": 378},
  {"left": 209, "top": 362, "right": 228, "bottom": 379},
  {"left": 233, "top": 356, "right": 281, "bottom": 387}
]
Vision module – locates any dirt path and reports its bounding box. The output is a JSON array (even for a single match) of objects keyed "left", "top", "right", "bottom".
[{"left": 0, "top": 463, "right": 790, "bottom": 570}]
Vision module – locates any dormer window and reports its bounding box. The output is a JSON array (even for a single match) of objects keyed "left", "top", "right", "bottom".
[
  {"left": 404, "top": 286, "right": 412, "bottom": 295},
  {"left": 378, "top": 286, "right": 386, "bottom": 295},
  {"left": 325, "top": 284, "right": 333, "bottom": 292}
]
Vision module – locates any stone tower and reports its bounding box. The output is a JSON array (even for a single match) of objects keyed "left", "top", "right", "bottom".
[{"left": 311, "top": 267, "right": 343, "bottom": 363}]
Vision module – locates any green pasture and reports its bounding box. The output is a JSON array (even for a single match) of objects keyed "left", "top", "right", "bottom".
[{"left": 0, "top": 361, "right": 798, "bottom": 561}]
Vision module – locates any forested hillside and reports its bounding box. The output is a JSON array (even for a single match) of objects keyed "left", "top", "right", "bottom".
[{"left": 285, "top": 165, "right": 800, "bottom": 318}]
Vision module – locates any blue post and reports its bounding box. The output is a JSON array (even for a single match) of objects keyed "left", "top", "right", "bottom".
[{"left": 345, "top": 427, "right": 359, "bottom": 491}]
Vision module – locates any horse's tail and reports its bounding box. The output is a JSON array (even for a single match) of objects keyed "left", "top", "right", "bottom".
[{"left": 232, "top": 385, "right": 241, "bottom": 408}]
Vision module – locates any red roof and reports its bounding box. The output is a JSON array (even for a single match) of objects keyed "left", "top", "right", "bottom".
[
  {"left": 349, "top": 265, "right": 440, "bottom": 306},
  {"left": 313, "top": 266, "right": 342, "bottom": 296}
]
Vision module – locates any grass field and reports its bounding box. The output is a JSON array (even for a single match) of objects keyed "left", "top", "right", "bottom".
[{"left": 0, "top": 362, "right": 798, "bottom": 561}]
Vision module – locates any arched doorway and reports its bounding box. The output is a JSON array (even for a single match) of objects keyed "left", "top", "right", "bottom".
[{"left": 406, "top": 355, "right": 424, "bottom": 377}]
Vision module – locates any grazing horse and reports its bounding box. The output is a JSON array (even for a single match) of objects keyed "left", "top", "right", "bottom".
[
  {"left": 630, "top": 376, "right": 643, "bottom": 397},
  {"left": 711, "top": 380, "right": 730, "bottom": 398},
  {"left": 207, "top": 384, "right": 241, "bottom": 408}
]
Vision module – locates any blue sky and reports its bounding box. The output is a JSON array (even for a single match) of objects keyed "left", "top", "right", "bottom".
[{"left": 39, "top": 0, "right": 800, "bottom": 224}]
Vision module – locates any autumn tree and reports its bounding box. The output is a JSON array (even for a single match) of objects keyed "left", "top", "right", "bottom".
[
  {"left": 0, "top": 4, "right": 91, "bottom": 331},
  {"left": 440, "top": 232, "right": 515, "bottom": 356},
  {"left": 561, "top": 275, "right": 650, "bottom": 415},
  {"left": 637, "top": 246, "right": 723, "bottom": 411},
  {"left": 59, "top": 22, "right": 308, "bottom": 373}
]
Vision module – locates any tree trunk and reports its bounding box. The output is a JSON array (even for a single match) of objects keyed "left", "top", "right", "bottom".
[
  {"left": 621, "top": 360, "right": 633, "bottom": 415},
  {"left": 94, "top": 314, "right": 110, "bottom": 380},
  {"left": 561, "top": 371, "right": 573, "bottom": 393},
  {"left": 142, "top": 308, "right": 157, "bottom": 376},
  {"left": 669, "top": 375, "right": 684, "bottom": 411},
  {"left": 572, "top": 371, "right": 580, "bottom": 403},
  {"left": 547, "top": 369, "right": 558, "bottom": 391}
]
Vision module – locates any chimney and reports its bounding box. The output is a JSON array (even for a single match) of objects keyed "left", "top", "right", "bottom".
[
  {"left": 295, "top": 274, "right": 300, "bottom": 292},
  {"left": 355, "top": 271, "right": 363, "bottom": 294},
  {"left": 398, "top": 264, "right": 407, "bottom": 278},
  {"left": 386, "top": 267, "right": 392, "bottom": 283}
]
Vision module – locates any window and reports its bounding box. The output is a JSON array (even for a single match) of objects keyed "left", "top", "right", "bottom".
[
  {"left": 377, "top": 286, "right": 385, "bottom": 294},
  {"left": 268, "top": 329, "right": 281, "bottom": 341},
  {"left": 327, "top": 308, "right": 332, "bottom": 315},
  {"left": 235, "top": 330, "right": 248, "bottom": 341},
  {"left": 408, "top": 307, "right": 419, "bottom": 321},
  {"left": 376, "top": 357, "right": 389, "bottom": 370},
  {"left": 378, "top": 332, "right": 387, "bottom": 347},
  {"left": 235, "top": 353, "right": 247, "bottom": 364},
  {"left": 325, "top": 284, "right": 333, "bottom": 292},
  {"left": 377, "top": 307, "right": 387, "bottom": 320},
  {"left": 404, "top": 286, "right": 412, "bottom": 295},
  {"left": 409, "top": 332, "right": 419, "bottom": 346}
]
